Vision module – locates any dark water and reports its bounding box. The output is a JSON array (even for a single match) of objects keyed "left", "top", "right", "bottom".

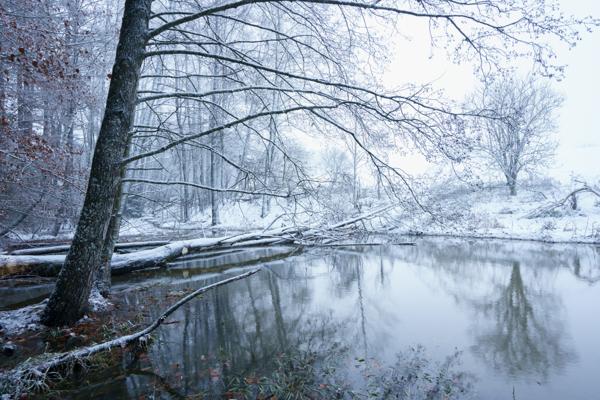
[{"left": 58, "top": 239, "right": 600, "bottom": 399}]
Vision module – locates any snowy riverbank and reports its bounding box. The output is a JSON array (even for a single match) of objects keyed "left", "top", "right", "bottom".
[
  {"left": 4, "top": 182, "right": 599, "bottom": 248},
  {"left": 392, "top": 181, "right": 600, "bottom": 244},
  {"left": 82, "top": 182, "right": 600, "bottom": 245}
]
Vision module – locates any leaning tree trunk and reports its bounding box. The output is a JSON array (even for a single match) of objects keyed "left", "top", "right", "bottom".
[
  {"left": 41, "top": 0, "right": 152, "bottom": 326},
  {"left": 96, "top": 136, "right": 134, "bottom": 296},
  {"left": 95, "top": 175, "right": 125, "bottom": 296}
]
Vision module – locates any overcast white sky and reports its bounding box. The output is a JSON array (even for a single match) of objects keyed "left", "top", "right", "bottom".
[
  {"left": 383, "top": 0, "right": 600, "bottom": 183},
  {"left": 552, "top": 0, "right": 600, "bottom": 181}
]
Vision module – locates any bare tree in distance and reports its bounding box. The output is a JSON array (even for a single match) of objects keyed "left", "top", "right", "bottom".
[
  {"left": 471, "top": 76, "right": 563, "bottom": 196},
  {"left": 40, "top": 0, "right": 597, "bottom": 326}
]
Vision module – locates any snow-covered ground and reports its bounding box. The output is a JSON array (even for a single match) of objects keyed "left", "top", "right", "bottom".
[
  {"left": 0, "top": 301, "right": 44, "bottom": 336},
  {"left": 119, "top": 181, "right": 600, "bottom": 244},
  {"left": 5, "top": 181, "right": 599, "bottom": 246},
  {"left": 392, "top": 181, "right": 600, "bottom": 243}
]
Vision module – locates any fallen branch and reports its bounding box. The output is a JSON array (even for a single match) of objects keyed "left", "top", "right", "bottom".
[
  {"left": 0, "top": 269, "right": 260, "bottom": 397},
  {"left": 526, "top": 185, "right": 600, "bottom": 219}
]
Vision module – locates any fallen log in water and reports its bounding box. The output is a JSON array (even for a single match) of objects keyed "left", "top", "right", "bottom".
[
  {"left": 0, "top": 246, "right": 299, "bottom": 310},
  {"left": 7, "top": 240, "right": 171, "bottom": 256},
  {"left": 0, "top": 204, "right": 396, "bottom": 277},
  {"left": 0, "top": 269, "right": 260, "bottom": 397}
]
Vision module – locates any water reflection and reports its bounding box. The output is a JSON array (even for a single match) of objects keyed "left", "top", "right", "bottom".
[
  {"left": 470, "top": 262, "right": 575, "bottom": 380},
  {"left": 61, "top": 238, "right": 600, "bottom": 399}
]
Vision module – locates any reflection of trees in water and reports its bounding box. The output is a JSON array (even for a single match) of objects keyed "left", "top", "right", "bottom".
[
  {"left": 571, "top": 246, "right": 600, "bottom": 283},
  {"left": 327, "top": 249, "right": 396, "bottom": 359},
  {"left": 64, "top": 239, "right": 596, "bottom": 398},
  {"left": 63, "top": 247, "right": 478, "bottom": 399},
  {"left": 470, "top": 262, "right": 576, "bottom": 380},
  {"left": 382, "top": 237, "right": 600, "bottom": 286},
  {"left": 329, "top": 251, "right": 370, "bottom": 356},
  {"left": 380, "top": 239, "right": 582, "bottom": 381},
  {"left": 113, "top": 266, "right": 350, "bottom": 398}
]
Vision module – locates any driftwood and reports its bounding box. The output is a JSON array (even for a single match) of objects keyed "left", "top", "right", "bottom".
[
  {"left": 526, "top": 185, "right": 600, "bottom": 219},
  {"left": 0, "top": 269, "right": 260, "bottom": 396},
  {"left": 0, "top": 204, "right": 396, "bottom": 277}
]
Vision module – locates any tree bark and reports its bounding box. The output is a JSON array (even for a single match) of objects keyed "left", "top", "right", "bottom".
[
  {"left": 41, "top": 0, "right": 152, "bottom": 326},
  {"left": 52, "top": 108, "right": 76, "bottom": 237},
  {"left": 95, "top": 179, "right": 124, "bottom": 296},
  {"left": 505, "top": 173, "right": 517, "bottom": 196}
]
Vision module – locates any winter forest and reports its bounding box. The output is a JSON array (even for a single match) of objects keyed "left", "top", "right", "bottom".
[{"left": 1, "top": 0, "right": 600, "bottom": 398}]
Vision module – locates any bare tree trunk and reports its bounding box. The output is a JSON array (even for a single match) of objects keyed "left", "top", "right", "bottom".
[
  {"left": 261, "top": 120, "right": 275, "bottom": 218},
  {"left": 86, "top": 108, "right": 97, "bottom": 166},
  {"left": 181, "top": 147, "right": 190, "bottom": 221},
  {"left": 0, "top": 61, "right": 5, "bottom": 122},
  {"left": 352, "top": 140, "right": 360, "bottom": 208},
  {"left": 16, "top": 68, "right": 32, "bottom": 135},
  {"left": 507, "top": 175, "right": 517, "bottom": 196},
  {"left": 210, "top": 137, "right": 220, "bottom": 226},
  {"left": 210, "top": 59, "right": 221, "bottom": 227},
  {"left": 41, "top": 0, "right": 152, "bottom": 326},
  {"left": 95, "top": 152, "right": 129, "bottom": 297},
  {"left": 52, "top": 107, "right": 76, "bottom": 236}
]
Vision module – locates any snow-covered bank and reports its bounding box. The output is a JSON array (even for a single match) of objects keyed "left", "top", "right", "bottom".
[{"left": 392, "top": 182, "right": 600, "bottom": 244}]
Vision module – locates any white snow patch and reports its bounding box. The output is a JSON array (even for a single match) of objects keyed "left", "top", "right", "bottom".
[
  {"left": 393, "top": 181, "right": 600, "bottom": 243},
  {"left": 88, "top": 289, "right": 112, "bottom": 312},
  {"left": 0, "top": 301, "right": 45, "bottom": 337}
]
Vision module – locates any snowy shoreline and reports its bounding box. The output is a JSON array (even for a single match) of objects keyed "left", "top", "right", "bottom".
[{"left": 396, "top": 231, "right": 600, "bottom": 246}]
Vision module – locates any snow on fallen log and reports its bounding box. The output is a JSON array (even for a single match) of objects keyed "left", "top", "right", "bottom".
[
  {"left": 0, "top": 269, "right": 259, "bottom": 397},
  {"left": 0, "top": 254, "right": 66, "bottom": 277},
  {"left": 0, "top": 204, "right": 396, "bottom": 277},
  {"left": 7, "top": 240, "right": 170, "bottom": 256},
  {"left": 0, "top": 234, "right": 278, "bottom": 277}
]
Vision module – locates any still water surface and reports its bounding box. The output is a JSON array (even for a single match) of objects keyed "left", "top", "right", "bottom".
[{"left": 70, "top": 238, "right": 600, "bottom": 399}]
